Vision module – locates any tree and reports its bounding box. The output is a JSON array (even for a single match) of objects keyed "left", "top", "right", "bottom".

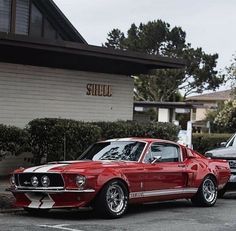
[
  {"left": 104, "top": 20, "right": 224, "bottom": 101},
  {"left": 214, "top": 100, "right": 236, "bottom": 133},
  {"left": 226, "top": 53, "right": 236, "bottom": 95},
  {"left": 227, "top": 53, "right": 236, "bottom": 79}
]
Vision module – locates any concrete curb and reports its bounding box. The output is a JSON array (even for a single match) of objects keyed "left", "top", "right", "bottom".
[{"left": 0, "top": 208, "right": 23, "bottom": 214}]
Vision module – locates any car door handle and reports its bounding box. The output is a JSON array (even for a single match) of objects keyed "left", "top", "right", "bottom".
[{"left": 178, "top": 164, "right": 185, "bottom": 168}]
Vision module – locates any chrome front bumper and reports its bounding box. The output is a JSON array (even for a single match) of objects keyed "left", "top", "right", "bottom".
[{"left": 8, "top": 187, "right": 95, "bottom": 193}]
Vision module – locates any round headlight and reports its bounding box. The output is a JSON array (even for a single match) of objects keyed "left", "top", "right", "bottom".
[
  {"left": 10, "top": 175, "right": 15, "bottom": 186},
  {"left": 75, "top": 175, "right": 86, "bottom": 188},
  {"left": 31, "top": 176, "right": 39, "bottom": 187},
  {"left": 41, "top": 175, "right": 50, "bottom": 187}
]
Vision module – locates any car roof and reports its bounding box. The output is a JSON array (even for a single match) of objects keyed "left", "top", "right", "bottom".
[{"left": 101, "top": 137, "right": 177, "bottom": 145}]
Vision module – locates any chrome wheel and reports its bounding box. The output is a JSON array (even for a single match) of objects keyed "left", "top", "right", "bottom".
[
  {"left": 106, "top": 184, "right": 125, "bottom": 213},
  {"left": 94, "top": 180, "right": 128, "bottom": 218},
  {"left": 191, "top": 176, "right": 217, "bottom": 207},
  {"left": 202, "top": 178, "right": 217, "bottom": 203}
]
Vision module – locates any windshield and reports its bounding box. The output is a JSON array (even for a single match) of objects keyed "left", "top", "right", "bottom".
[
  {"left": 226, "top": 133, "right": 236, "bottom": 147},
  {"left": 79, "top": 141, "right": 146, "bottom": 161}
]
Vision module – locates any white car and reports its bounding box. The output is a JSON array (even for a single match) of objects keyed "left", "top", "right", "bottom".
[{"left": 205, "top": 133, "right": 236, "bottom": 197}]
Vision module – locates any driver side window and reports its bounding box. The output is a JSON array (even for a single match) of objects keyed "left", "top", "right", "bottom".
[{"left": 144, "top": 142, "right": 180, "bottom": 163}]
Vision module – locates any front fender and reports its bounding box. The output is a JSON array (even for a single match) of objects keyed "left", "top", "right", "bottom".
[{"left": 95, "top": 168, "right": 130, "bottom": 192}]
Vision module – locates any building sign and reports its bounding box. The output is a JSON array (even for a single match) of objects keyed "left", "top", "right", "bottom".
[{"left": 87, "top": 84, "right": 112, "bottom": 97}]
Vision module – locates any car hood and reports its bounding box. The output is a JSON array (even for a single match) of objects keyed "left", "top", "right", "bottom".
[
  {"left": 16, "top": 160, "right": 138, "bottom": 174},
  {"left": 206, "top": 147, "right": 236, "bottom": 159}
]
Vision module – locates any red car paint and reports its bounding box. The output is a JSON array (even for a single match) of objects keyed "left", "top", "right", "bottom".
[{"left": 9, "top": 138, "right": 230, "bottom": 212}]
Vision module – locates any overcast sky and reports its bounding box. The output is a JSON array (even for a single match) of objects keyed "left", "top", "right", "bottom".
[{"left": 54, "top": 0, "right": 235, "bottom": 74}]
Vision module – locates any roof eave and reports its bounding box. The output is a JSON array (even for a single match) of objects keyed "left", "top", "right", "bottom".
[{"left": 0, "top": 33, "right": 185, "bottom": 75}]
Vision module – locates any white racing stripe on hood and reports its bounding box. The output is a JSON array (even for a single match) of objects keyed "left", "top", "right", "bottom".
[
  {"left": 24, "top": 164, "right": 68, "bottom": 173},
  {"left": 24, "top": 166, "right": 46, "bottom": 173}
]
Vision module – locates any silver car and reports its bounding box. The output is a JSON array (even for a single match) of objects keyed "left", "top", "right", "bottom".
[{"left": 205, "top": 133, "right": 236, "bottom": 197}]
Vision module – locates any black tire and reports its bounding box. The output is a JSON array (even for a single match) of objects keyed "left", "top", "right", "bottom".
[
  {"left": 218, "top": 187, "right": 226, "bottom": 198},
  {"left": 94, "top": 180, "right": 129, "bottom": 218},
  {"left": 24, "top": 207, "right": 50, "bottom": 215},
  {"left": 191, "top": 176, "right": 217, "bottom": 207}
]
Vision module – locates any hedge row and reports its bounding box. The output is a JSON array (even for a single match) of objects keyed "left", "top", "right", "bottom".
[
  {"left": 192, "top": 133, "right": 233, "bottom": 154},
  {"left": 0, "top": 124, "right": 29, "bottom": 160},
  {"left": 0, "top": 118, "right": 180, "bottom": 164},
  {"left": 92, "top": 121, "right": 179, "bottom": 141},
  {"left": 27, "top": 119, "right": 101, "bottom": 163}
]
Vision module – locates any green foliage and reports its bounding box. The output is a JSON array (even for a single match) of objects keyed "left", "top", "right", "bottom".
[
  {"left": 104, "top": 20, "right": 223, "bottom": 101},
  {"left": 93, "top": 121, "right": 180, "bottom": 141},
  {"left": 225, "top": 52, "right": 236, "bottom": 96},
  {"left": 205, "top": 109, "right": 222, "bottom": 133},
  {"left": 28, "top": 119, "right": 180, "bottom": 163},
  {"left": 192, "top": 133, "right": 232, "bottom": 154},
  {"left": 214, "top": 100, "right": 236, "bottom": 133},
  {"left": 27, "top": 118, "right": 101, "bottom": 164},
  {"left": 104, "top": 29, "right": 126, "bottom": 49},
  {"left": 226, "top": 53, "right": 236, "bottom": 87},
  {"left": 0, "top": 119, "right": 180, "bottom": 164},
  {"left": 0, "top": 124, "right": 29, "bottom": 159}
]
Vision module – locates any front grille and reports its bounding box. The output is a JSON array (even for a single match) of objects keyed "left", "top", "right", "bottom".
[
  {"left": 229, "top": 160, "right": 236, "bottom": 169},
  {"left": 14, "top": 173, "right": 64, "bottom": 188}
]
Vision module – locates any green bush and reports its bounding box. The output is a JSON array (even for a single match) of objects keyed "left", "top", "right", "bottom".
[
  {"left": 192, "top": 133, "right": 233, "bottom": 154},
  {"left": 93, "top": 121, "right": 179, "bottom": 141},
  {"left": 27, "top": 118, "right": 101, "bottom": 164},
  {"left": 0, "top": 119, "right": 179, "bottom": 164},
  {"left": 0, "top": 124, "right": 29, "bottom": 160}
]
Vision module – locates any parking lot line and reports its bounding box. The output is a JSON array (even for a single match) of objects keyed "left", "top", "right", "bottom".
[{"left": 39, "top": 224, "right": 84, "bottom": 231}]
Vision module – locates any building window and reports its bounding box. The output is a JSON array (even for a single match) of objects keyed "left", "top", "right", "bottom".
[
  {"left": 44, "top": 18, "right": 57, "bottom": 40},
  {"left": 0, "top": 0, "right": 11, "bottom": 32},
  {"left": 192, "top": 108, "right": 197, "bottom": 121},
  {"left": 0, "top": 0, "right": 61, "bottom": 40},
  {"left": 30, "top": 3, "right": 43, "bottom": 37},
  {"left": 15, "top": 0, "right": 30, "bottom": 35}
]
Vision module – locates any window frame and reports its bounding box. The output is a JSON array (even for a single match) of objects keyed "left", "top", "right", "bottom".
[
  {"left": 143, "top": 142, "right": 183, "bottom": 164},
  {"left": 15, "top": 0, "right": 30, "bottom": 35},
  {"left": 1, "top": 0, "right": 60, "bottom": 40},
  {"left": 0, "top": 0, "right": 12, "bottom": 32},
  {"left": 6, "top": 0, "right": 31, "bottom": 34},
  {"left": 29, "top": 2, "right": 43, "bottom": 37}
]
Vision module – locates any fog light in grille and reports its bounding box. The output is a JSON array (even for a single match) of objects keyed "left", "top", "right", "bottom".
[
  {"left": 75, "top": 175, "right": 86, "bottom": 188},
  {"left": 41, "top": 175, "right": 50, "bottom": 187},
  {"left": 31, "top": 176, "right": 39, "bottom": 187}
]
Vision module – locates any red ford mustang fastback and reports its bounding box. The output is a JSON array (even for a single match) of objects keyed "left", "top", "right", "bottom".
[{"left": 9, "top": 138, "right": 230, "bottom": 218}]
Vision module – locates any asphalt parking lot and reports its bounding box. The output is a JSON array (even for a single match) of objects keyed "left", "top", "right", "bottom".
[{"left": 1, "top": 194, "right": 236, "bottom": 231}]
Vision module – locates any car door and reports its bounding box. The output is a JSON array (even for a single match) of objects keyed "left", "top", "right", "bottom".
[{"left": 143, "top": 142, "right": 187, "bottom": 196}]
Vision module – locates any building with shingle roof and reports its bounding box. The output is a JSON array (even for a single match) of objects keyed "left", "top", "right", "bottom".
[
  {"left": 186, "top": 89, "right": 234, "bottom": 131},
  {"left": 186, "top": 90, "right": 234, "bottom": 102}
]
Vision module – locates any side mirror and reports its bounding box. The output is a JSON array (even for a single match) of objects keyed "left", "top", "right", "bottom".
[
  {"left": 151, "top": 155, "right": 162, "bottom": 164},
  {"left": 220, "top": 142, "right": 227, "bottom": 147},
  {"left": 186, "top": 149, "right": 196, "bottom": 159},
  {"left": 205, "top": 152, "right": 213, "bottom": 158}
]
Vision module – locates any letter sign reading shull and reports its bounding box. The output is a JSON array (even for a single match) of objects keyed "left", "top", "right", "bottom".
[{"left": 87, "top": 84, "right": 112, "bottom": 97}]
